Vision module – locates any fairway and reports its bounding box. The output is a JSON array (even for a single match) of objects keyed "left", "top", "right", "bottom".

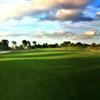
[{"left": 0, "top": 48, "right": 100, "bottom": 100}]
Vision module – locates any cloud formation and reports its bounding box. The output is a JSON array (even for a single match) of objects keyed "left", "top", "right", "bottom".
[
  {"left": 0, "top": 0, "right": 100, "bottom": 44},
  {"left": 0, "top": 0, "right": 92, "bottom": 22},
  {"left": 56, "top": 9, "right": 82, "bottom": 20},
  {"left": 0, "top": 0, "right": 33, "bottom": 21},
  {"left": 32, "top": 0, "right": 91, "bottom": 9},
  {"left": 84, "top": 29, "right": 97, "bottom": 36},
  {"left": 96, "top": 12, "right": 100, "bottom": 18}
]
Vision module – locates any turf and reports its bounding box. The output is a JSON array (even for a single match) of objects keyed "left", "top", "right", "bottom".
[{"left": 0, "top": 48, "right": 100, "bottom": 100}]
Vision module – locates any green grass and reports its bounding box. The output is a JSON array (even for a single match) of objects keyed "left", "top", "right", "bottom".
[{"left": 0, "top": 48, "right": 100, "bottom": 100}]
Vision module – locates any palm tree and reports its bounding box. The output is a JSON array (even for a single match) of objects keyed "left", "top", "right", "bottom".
[
  {"left": 22, "top": 40, "right": 28, "bottom": 49},
  {"left": 27, "top": 41, "right": 31, "bottom": 49},
  {"left": 32, "top": 41, "right": 37, "bottom": 47},
  {"left": 12, "top": 41, "right": 17, "bottom": 50}
]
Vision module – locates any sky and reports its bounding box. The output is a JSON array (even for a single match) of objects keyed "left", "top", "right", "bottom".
[{"left": 0, "top": 0, "right": 100, "bottom": 45}]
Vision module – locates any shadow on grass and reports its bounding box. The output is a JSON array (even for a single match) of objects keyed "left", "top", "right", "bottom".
[{"left": 0, "top": 57, "right": 100, "bottom": 100}]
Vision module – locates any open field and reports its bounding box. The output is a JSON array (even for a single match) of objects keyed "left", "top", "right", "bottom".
[{"left": 0, "top": 48, "right": 100, "bottom": 100}]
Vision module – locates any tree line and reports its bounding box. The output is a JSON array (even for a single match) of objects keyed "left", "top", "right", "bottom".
[{"left": 0, "top": 39, "right": 100, "bottom": 50}]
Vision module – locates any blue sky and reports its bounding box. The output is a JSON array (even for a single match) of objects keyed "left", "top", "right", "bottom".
[{"left": 0, "top": 0, "right": 100, "bottom": 44}]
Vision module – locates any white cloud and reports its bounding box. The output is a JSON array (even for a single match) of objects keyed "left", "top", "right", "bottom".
[
  {"left": 96, "top": 12, "right": 100, "bottom": 15},
  {"left": 96, "top": 12, "right": 100, "bottom": 18},
  {"left": 0, "top": 28, "right": 99, "bottom": 44},
  {"left": 84, "top": 29, "right": 97, "bottom": 36},
  {"left": 0, "top": 0, "right": 33, "bottom": 22},
  {"left": 0, "top": 0, "right": 91, "bottom": 22},
  {"left": 33, "top": 0, "right": 91, "bottom": 9},
  {"left": 56, "top": 9, "right": 82, "bottom": 20}
]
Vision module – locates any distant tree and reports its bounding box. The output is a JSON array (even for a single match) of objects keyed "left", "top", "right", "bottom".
[
  {"left": 19, "top": 45, "right": 23, "bottom": 49},
  {"left": 37, "top": 44, "right": 42, "bottom": 48},
  {"left": 32, "top": 41, "right": 37, "bottom": 48},
  {"left": 69, "top": 43, "right": 74, "bottom": 47},
  {"left": 61, "top": 41, "right": 71, "bottom": 47},
  {"left": 27, "top": 41, "right": 31, "bottom": 49},
  {"left": 76, "top": 42, "right": 83, "bottom": 48},
  {"left": 49, "top": 43, "right": 59, "bottom": 48},
  {"left": 53, "top": 43, "right": 59, "bottom": 48},
  {"left": 91, "top": 43, "right": 96, "bottom": 47},
  {"left": 33, "top": 41, "right": 36, "bottom": 45},
  {"left": 43, "top": 43, "right": 48, "bottom": 48},
  {"left": 11, "top": 41, "right": 17, "bottom": 50},
  {"left": 22, "top": 40, "right": 28, "bottom": 49},
  {"left": 0, "top": 39, "right": 9, "bottom": 50},
  {"left": 82, "top": 43, "right": 89, "bottom": 48}
]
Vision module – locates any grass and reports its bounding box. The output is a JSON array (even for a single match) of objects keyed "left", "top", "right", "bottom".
[{"left": 0, "top": 48, "right": 100, "bottom": 100}]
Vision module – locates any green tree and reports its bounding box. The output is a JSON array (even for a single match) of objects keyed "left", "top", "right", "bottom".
[
  {"left": 32, "top": 41, "right": 37, "bottom": 47},
  {"left": 12, "top": 41, "right": 17, "bottom": 50},
  {"left": 61, "top": 41, "right": 71, "bottom": 47},
  {"left": 0, "top": 40, "right": 9, "bottom": 50},
  {"left": 22, "top": 40, "right": 28, "bottom": 49}
]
